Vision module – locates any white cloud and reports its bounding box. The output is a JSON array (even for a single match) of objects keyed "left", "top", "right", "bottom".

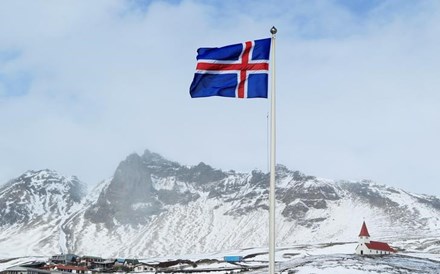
[{"left": 0, "top": 0, "right": 439, "bottom": 195}]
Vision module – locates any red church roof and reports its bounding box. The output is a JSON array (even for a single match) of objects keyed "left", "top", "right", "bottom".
[
  {"left": 359, "top": 221, "right": 370, "bottom": 237},
  {"left": 365, "top": 241, "right": 396, "bottom": 252}
]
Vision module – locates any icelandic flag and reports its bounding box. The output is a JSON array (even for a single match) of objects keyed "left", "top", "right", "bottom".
[{"left": 190, "top": 38, "right": 271, "bottom": 99}]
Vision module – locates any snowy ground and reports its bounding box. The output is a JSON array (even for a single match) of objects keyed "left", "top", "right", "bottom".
[
  {"left": 0, "top": 257, "right": 48, "bottom": 271},
  {"left": 139, "top": 242, "right": 440, "bottom": 273},
  {"left": 1, "top": 242, "right": 439, "bottom": 273}
]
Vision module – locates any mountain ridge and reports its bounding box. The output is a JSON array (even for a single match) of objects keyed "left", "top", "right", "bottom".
[{"left": 0, "top": 149, "right": 439, "bottom": 258}]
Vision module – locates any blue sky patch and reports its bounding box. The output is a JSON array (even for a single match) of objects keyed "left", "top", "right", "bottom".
[
  {"left": 0, "top": 71, "right": 32, "bottom": 98},
  {"left": 0, "top": 49, "right": 21, "bottom": 64}
]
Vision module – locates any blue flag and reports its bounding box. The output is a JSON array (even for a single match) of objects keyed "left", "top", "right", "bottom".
[{"left": 190, "top": 38, "right": 271, "bottom": 99}]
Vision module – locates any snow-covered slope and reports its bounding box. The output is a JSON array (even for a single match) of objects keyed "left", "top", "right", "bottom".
[
  {"left": 1, "top": 150, "right": 440, "bottom": 259},
  {"left": 0, "top": 170, "right": 86, "bottom": 257},
  {"left": 2, "top": 243, "right": 439, "bottom": 274}
]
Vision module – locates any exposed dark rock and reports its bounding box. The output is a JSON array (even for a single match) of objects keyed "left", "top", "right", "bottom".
[
  {"left": 413, "top": 195, "right": 440, "bottom": 211},
  {"left": 282, "top": 201, "right": 309, "bottom": 219},
  {"left": 177, "top": 162, "right": 227, "bottom": 186},
  {"left": 303, "top": 199, "right": 328, "bottom": 209},
  {"left": 85, "top": 153, "right": 162, "bottom": 227},
  {"left": 158, "top": 189, "right": 200, "bottom": 205},
  {"left": 340, "top": 181, "right": 399, "bottom": 208},
  {"left": 281, "top": 181, "right": 340, "bottom": 205}
]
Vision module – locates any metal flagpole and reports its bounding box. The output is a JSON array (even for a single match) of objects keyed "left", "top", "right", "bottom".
[{"left": 269, "top": 26, "right": 277, "bottom": 274}]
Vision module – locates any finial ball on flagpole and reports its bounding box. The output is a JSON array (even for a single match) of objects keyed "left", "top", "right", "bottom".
[{"left": 270, "top": 26, "right": 277, "bottom": 34}]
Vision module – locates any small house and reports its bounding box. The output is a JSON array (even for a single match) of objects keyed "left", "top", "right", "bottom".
[
  {"left": 123, "top": 259, "right": 139, "bottom": 269},
  {"left": 50, "top": 254, "right": 79, "bottom": 265},
  {"left": 91, "top": 260, "right": 115, "bottom": 271},
  {"left": 79, "top": 256, "right": 104, "bottom": 268},
  {"left": 133, "top": 263, "right": 156, "bottom": 273}
]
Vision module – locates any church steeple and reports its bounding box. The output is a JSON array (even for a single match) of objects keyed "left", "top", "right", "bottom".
[
  {"left": 359, "top": 221, "right": 370, "bottom": 237},
  {"left": 358, "top": 221, "right": 370, "bottom": 244}
]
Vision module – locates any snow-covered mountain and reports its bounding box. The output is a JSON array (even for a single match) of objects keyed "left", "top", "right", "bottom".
[
  {"left": 0, "top": 150, "right": 439, "bottom": 259},
  {"left": 0, "top": 170, "right": 86, "bottom": 257}
]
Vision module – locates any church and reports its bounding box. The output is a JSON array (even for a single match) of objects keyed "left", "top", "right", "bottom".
[{"left": 355, "top": 221, "right": 396, "bottom": 255}]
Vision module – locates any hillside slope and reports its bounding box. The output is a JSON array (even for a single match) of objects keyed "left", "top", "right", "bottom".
[{"left": 1, "top": 150, "right": 439, "bottom": 258}]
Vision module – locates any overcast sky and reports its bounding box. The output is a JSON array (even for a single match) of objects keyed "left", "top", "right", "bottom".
[{"left": 1, "top": 0, "right": 439, "bottom": 195}]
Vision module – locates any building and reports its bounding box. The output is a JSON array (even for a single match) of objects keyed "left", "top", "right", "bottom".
[
  {"left": 78, "top": 256, "right": 104, "bottom": 268},
  {"left": 49, "top": 265, "right": 89, "bottom": 274},
  {"left": 49, "top": 254, "right": 79, "bottom": 265},
  {"left": 133, "top": 263, "right": 156, "bottom": 273},
  {"left": 355, "top": 221, "right": 396, "bottom": 255},
  {"left": 0, "top": 267, "right": 51, "bottom": 274},
  {"left": 90, "top": 260, "right": 115, "bottom": 272}
]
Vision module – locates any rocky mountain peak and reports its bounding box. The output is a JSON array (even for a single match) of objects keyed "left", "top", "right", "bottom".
[
  {"left": 0, "top": 169, "right": 85, "bottom": 227},
  {"left": 141, "top": 149, "right": 168, "bottom": 164},
  {"left": 181, "top": 162, "right": 227, "bottom": 185},
  {"left": 84, "top": 152, "right": 162, "bottom": 227}
]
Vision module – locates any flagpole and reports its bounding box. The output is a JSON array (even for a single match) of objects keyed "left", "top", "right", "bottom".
[{"left": 269, "top": 26, "right": 277, "bottom": 274}]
